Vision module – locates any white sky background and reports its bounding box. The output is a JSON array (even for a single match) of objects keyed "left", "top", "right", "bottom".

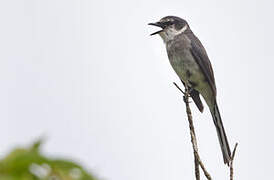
[{"left": 0, "top": 0, "right": 273, "bottom": 179}]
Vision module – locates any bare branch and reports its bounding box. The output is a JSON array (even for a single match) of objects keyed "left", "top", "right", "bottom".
[
  {"left": 194, "top": 158, "right": 200, "bottom": 180},
  {"left": 230, "top": 143, "right": 238, "bottom": 180},
  {"left": 173, "top": 82, "right": 186, "bottom": 95},
  {"left": 173, "top": 82, "right": 238, "bottom": 180},
  {"left": 173, "top": 82, "right": 212, "bottom": 180}
]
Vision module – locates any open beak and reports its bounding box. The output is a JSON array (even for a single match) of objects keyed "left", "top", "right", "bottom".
[{"left": 148, "top": 22, "right": 165, "bottom": 36}]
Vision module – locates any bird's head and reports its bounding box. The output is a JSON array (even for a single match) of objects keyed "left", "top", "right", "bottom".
[{"left": 148, "top": 16, "right": 189, "bottom": 42}]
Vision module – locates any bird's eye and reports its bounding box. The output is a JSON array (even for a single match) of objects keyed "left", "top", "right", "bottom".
[{"left": 165, "top": 21, "right": 174, "bottom": 26}]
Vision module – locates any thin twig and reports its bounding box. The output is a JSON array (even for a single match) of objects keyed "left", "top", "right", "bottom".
[
  {"left": 194, "top": 158, "right": 200, "bottom": 180},
  {"left": 230, "top": 143, "right": 238, "bottom": 180},
  {"left": 173, "top": 82, "right": 212, "bottom": 180},
  {"left": 173, "top": 82, "right": 186, "bottom": 95}
]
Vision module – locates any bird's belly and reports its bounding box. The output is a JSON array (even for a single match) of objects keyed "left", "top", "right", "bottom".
[{"left": 170, "top": 54, "right": 205, "bottom": 90}]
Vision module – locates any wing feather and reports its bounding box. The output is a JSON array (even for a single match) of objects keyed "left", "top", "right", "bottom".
[{"left": 188, "top": 33, "right": 217, "bottom": 96}]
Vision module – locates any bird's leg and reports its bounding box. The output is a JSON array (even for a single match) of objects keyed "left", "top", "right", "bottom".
[
  {"left": 183, "top": 96, "right": 193, "bottom": 103},
  {"left": 186, "top": 80, "right": 195, "bottom": 94}
]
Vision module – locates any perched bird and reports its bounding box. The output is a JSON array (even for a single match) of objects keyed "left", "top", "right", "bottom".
[{"left": 149, "top": 16, "right": 231, "bottom": 165}]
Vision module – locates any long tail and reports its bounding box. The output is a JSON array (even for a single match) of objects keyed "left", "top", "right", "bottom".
[{"left": 210, "top": 102, "right": 231, "bottom": 165}]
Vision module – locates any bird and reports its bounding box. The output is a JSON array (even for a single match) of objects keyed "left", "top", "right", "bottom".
[{"left": 148, "top": 16, "right": 231, "bottom": 165}]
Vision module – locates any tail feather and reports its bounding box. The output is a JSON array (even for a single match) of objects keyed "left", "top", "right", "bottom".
[{"left": 210, "top": 102, "right": 231, "bottom": 165}]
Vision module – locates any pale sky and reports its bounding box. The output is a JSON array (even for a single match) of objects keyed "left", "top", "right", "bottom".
[{"left": 1, "top": 0, "right": 273, "bottom": 179}]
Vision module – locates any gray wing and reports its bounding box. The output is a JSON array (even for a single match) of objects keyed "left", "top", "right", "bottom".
[{"left": 188, "top": 33, "right": 217, "bottom": 96}]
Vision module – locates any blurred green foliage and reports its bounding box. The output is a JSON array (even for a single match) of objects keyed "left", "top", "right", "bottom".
[{"left": 0, "top": 140, "right": 97, "bottom": 180}]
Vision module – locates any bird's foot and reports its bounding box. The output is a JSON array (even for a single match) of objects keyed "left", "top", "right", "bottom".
[{"left": 183, "top": 95, "right": 192, "bottom": 103}]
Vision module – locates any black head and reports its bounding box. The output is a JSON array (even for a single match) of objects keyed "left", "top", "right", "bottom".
[{"left": 148, "top": 16, "right": 189, "bottom": 36}]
